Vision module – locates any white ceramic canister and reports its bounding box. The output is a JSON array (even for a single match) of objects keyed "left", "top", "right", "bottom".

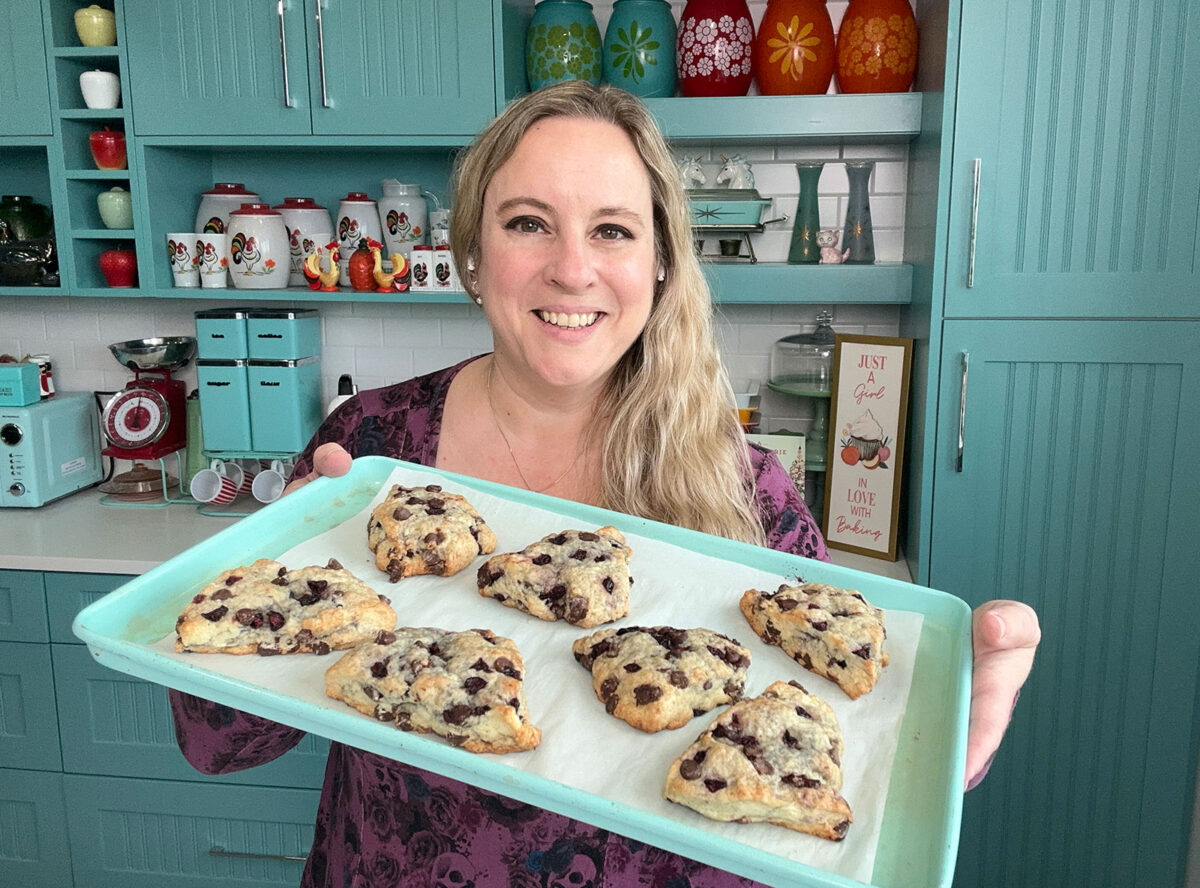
[
  {"left": 194, "top": 182, "right": 260, "bottom": 235},
  {"left": 335, "top": 192, "right": 383, "bottom": 286},
  {"left": 409, "top": 244, "right": 433, "bottom": 291},
  {"left": 226, "top": 203, "right": 289, "bottom": 290},
  {"left": 273, "top": 197, "right": 334, "bottom": 287},
  {"left": 79, "top": 69, "right": 120, "bottom": 109},
  {"left": 377, "top": 179, "right": 433, "bottom": 260}
]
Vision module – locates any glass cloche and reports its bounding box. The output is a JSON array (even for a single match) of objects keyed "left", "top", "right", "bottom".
[{"left": 768, "top": 311, "right": 836, "bottom": 396}]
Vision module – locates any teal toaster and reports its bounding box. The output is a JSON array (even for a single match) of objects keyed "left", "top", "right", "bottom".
[
  {"left": 248, "top": 357, "right": 322, "bottom": 453},
  {"left": 247, "top": 309, "right": 321, "bottom": 360}
]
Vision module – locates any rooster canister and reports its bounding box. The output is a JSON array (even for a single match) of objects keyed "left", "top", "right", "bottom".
[
  {"left": 226, "top": 203, "right": 288, "bottom": 290},
  {"left": 335, "top": 192, "right": 383, "bottom": 286},
  {"left": 676, "top": 0, "right": 755, "bottom": 97},
  {"left": 377, "top": 179, "right": 429, "bottom": 262},
  {"left": 274, "top": 197, "right": 333, "bottom": 287},
  {"left": 194, "top": 183, "right": 260, "bottom": 235},
  {"left": 602, "top": 0, "right": 677, "bottom": 98}
]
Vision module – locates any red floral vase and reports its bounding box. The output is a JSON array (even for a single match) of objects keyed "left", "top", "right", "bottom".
[
  {"left": 676, "top": 0, "right": 755, "bottom": 97},
  {"left": 753, "top": 0, "right": 835, "bottom": 95},
  {"left": 835, "top": 0, "right": 918, "bottom": 93}
]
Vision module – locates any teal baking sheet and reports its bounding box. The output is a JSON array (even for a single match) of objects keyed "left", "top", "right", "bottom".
[{"left": 73, "top": 456, "right": 971, "bottom": 888}]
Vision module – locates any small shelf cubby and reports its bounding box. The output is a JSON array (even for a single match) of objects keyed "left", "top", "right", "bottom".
[{"left": 0, "top": 144, "right": 64, "bottom": 295}]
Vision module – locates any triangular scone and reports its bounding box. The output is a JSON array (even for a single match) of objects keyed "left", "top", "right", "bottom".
[
  {"left": 324, "top": 627, "right": 541, "bottom": 754},
  {"left": 476, "top": 527, "right": 633, "bottom": 628},
  {"left": 664, "top": 680, "right": 852, "bottom": 841},
  {"left": 367, "top": 484, "right": 497, "bottom": 582},
  {"left": 572, "top": 626, "right": 751, "bottom": 732},
  {"left": 175, "top": 558, "right": 396, "bottom": 655},
  {"left": 739, "top": 582, "right": 888, "bottom": 699}
]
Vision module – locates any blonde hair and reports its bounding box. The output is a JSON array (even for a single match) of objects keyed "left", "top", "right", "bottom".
[{"left": 450, "top": 82, "right": 765, "bottom": 546}]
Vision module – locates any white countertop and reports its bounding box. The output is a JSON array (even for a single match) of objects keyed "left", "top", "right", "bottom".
[{"left": 0, "top": 487, "right": 912, "bottom": 583}]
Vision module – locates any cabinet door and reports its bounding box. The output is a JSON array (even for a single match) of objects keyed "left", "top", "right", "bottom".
[
  {"left": 944, "top": 1, "right": 1200, "bottom": 318},
  {"left": 929, "top": 320, "right": 1200, "bottom": 888},
  {"left": 0, "top": 641, "right": 62, "bottom": 771},
  {"left": 123, "top": 0, "right": 312, "bottom": 135},
  {"left": 0, "top": 0, "right": 52, "bottom": 136},
  {"left": 0, "top": 570, "right": 49, "bottom": 642},
  {"left": 306, "top": 0, "right": 497, "bottom": 135},
  {"left": 0, "top": 768, "right": 72, "bottom": 888}
]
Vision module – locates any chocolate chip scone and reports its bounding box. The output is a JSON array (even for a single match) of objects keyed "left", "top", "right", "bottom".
[
  {"left": 324, "top": 626, "right": 541, "bottom": 754},
  {"left": 175, "top": 558, "right": 396, "bottom": 655},
  {"left": 476, "top": 527, "right": 632, "bottom": 628},
  {"left": 664, "top": 680, "right": 852, "bottom": 840},
  {"left": 571, "top": 626, "right": 751, "bottom": 732},
  {"left": 739, "top": 582, "right": 888, "bottom": 700},
  {"left": 367, "top": 483, "right": 497, "bottom": 582}
]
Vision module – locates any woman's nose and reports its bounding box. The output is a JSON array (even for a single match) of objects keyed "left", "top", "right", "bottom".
[{"left": 545, "top": 233, "right": 597, "bottom": 292}]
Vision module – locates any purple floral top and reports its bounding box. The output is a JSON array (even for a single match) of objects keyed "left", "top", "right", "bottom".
[{"left": 170, "top": 358, "right": 829, "bottom": 888}]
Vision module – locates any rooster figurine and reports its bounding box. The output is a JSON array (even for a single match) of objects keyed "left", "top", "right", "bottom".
[
  {"left": 302, "top": 241, "right": 340, "bottom": 291},
  {"left": 370, "top": 242, "right": 410, "bottom": 292}
]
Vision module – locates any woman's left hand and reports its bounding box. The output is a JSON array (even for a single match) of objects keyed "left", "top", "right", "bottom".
[{"left": 965, "top": 599, "right": 1040, "bottom": 790}]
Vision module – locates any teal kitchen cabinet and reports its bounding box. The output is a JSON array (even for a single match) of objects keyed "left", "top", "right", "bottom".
[
  {"left": 0, "top": 0, "right": 52, "bottom": 136},
  {"left": 928, "top": 320, "right": 1200, "bottom": 888},
  {"left": 942, "top": 0, "right": 1200, "bottom": 319},
  {"left": 0, "top": 768, "right": 72, "bottom": 888},
  {"left": 122, "top": 0, "right": 510, "bottom": 137}
]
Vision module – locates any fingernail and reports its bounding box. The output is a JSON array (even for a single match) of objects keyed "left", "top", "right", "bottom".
[{"left": 966, "top": 750, "right": 997, "bottom": 791}]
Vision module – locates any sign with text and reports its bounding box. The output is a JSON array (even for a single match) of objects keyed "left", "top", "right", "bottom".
[{"left": 822, "top": 335, "right": 913, "bottom": 560}]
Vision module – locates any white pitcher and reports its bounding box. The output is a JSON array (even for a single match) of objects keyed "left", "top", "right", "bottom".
[{"left": 377, "top": 179, "right": 439, "bottom": 261}]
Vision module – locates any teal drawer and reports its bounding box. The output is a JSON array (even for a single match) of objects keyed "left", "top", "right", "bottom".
[
  {"left": 64, "top": 774, "right": 319, "bottom": 887},
  {"left": 0, "top": 570, "right": 48, "bottom": 642},
  {"left": 46, "top": 572, "right": 136, "bottom": 644},
  {"left": 0, "top": 768, "right": 72, "bottom": 888},
  {"left": 53, "top": 644, "right": 328, "bottom": 787},
  {"left": 0, "top": 641, "right": 62, "bottom": 771}
]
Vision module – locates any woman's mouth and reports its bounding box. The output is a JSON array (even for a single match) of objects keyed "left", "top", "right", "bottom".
[{"left": 536, "top": 310, "right": 600, "bottom": 329}]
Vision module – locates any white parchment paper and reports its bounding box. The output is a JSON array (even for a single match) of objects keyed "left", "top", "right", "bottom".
[{"left": 149, "top": 465, "right": 923, "bottom": 884}]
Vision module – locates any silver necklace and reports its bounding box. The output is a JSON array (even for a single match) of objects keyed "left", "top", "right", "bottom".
[{"left": 486, "top": 361, "right": 582, "bottom": 494}]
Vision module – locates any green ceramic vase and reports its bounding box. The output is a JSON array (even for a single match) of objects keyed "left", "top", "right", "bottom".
[
  {"left": 787, "top": 162, "right": 824, "bottom": 264},
  {"left": 526, "top": 0, "right": 603, "bottom": 90},
  {"left": 602, "top": 0, "right": 677, "bottom": 97}
]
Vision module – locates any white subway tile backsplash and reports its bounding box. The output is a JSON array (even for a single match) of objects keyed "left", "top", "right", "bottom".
[{"left": 324, "top": 316, "right": 386, "bottom": 347}]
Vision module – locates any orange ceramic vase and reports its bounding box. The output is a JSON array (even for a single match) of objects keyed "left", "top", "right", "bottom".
[
  {"left": 835, "top": 0, "right": 918, "bottom": 93},
  {"left": 753, "top": 0, "right": 835, "bottom": 95}
]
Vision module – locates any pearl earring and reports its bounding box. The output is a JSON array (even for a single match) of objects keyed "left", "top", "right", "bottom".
[
  {"left": 473, "top": 294, "right": 482, "bottom": 306},
  {"left": 467, "top": 258, "right": 476, "bottom": 273},
  {"left": 656, "top": 267, "right": 666, "bottom": 282}
]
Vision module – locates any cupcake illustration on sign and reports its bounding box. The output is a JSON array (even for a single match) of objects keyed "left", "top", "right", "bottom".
[{"left": 840, "top": 409, "right": 891, "bottom": 469}]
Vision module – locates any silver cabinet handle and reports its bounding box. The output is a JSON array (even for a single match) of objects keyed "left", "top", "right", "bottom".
[
  {"left": 277, "top": 0, "right": 294, "bottom": 108},
  {"left": 956, "top": 351, "right": 969, "bottom": 472},
  {"left": 210, "top": 845, "right": 307, "bottom": 863},
  {"left": 314, "top": 0, "right": 330, "bottom": 107},
  {"left": 967, "top": 158, "right": 980, "bottom": 287}
]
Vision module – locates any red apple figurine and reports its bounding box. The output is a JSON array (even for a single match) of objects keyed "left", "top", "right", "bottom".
[
  {"left": 89, "top": 128, "right": 127, "bottom": 170},
  {"left": 99, "top": 248, "right": 137, "bottom": 287}
]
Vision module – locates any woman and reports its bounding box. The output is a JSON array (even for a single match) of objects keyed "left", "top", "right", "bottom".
[{"left": 173, "top": 82, "right": 1038, "bottom": 887}]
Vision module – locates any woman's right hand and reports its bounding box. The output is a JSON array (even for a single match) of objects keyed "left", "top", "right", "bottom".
[{"left": 282, "top": 442, "right": 353, "bottom": 497}]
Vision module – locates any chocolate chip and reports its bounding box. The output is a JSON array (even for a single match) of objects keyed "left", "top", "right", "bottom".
[
  {"left": 668, "top": 670, "right": 688, "bottom": 689},
  {"left": 751, "top": 756, "right": 774, "bottom": 776},
  {"left": 566, "top": 596, "right": 589, "bottom": 623},
  {"left": 256, "top": 645, "right": 280, "bottom": 655},
  {"left": 623, "top": 663, "right": 642, "bottom": 673},
  {"left": 426, "top": 498, "right": 445, "bottom": 509},
  {"left": 602, "top": 577, "right": 614, "bottom": 593},
  {"left": 579, "top": 532, "right": 599, "bottom": 542},
  {"left": 600, "top": 677, "right": 618, "bottom": 700},
  {"left": 426, "top": 506, "right": 445, "bottom": 516},
  {"left": 834, "top": 820, "right": 850, "bottom": 839},
  {"left": 550, "top": 534, "right": 568, "bottom": 545},
  {"left": 776, "top": 597, "right": 798, "bottom": 611},
  {"left": 570, "top": 549, "right": 587, "bottom": 560},
  {"left": 375, "top": 630, "right": 396, "bottom": 645},
  {"left": 852, "top": 644, "right": 871, "bottom": 659},
  {"left": 782, "top": 773, "right": 820, "bottom": 789},
  {"left": 443, "top": 704, "right": 472, "bottom": 725},
  {"left": 370, "top": 660, "right": 389, "bottom": 678},
  {"left": 191, "top": 594, "right": 206, "bottom": 603},
  {"left": 271, "top": 576, "right": 289, "bottom": 586},
  {"left": 211, "top": 588, "right": 233, "bottom": 601},
  {"left": 593, "top": 555, "right": 608, "bottom": 563},
  {"left": 795, "top": 705, "right": 812, "bottom": 719},
  {"left": 202, "top": 606, "right": 228, "bottom": 622},
  {"left": 422, "top": 530, "right": 446, "bottom": 544},
  {"left": 478, "top": 565, "right": 504, "bottom": 587},
  {"left": 493, "top": 657, "right": 520, "bottom": 679},
  {"left": 311, "top": 641, "right": 331, "bottom": 655},
  {"left": 235, "top": 608, "right": 263, "bottom": 628},
  {"left": 224, "top": 576, "right": 242, "bottom": 586},
  {"left": 426, "top": 484, "right": 442, "bottom": 493},
  {"left": 703, "top": 778, "right": 727, "bottom": 793},
  {"left": 811, "top": 620, "right": 828, "bottom": 631},
  {"left": 464, "top": 676, "right": 486, "bottom": 694},
  {"left": 783, "top": 730, "right": 800, "bottom": 749},
  {"left": 470, "top": 658, "right": 492, "bottom": 672},
  {"left": 393, "top": 507, "right": 411, "bottom": 520},
  {"left": 679, "top": 758, "right": 703, "bottom": 780},
  {"left": 634, "top": 684, "right": 662, "bottom": 705},
  {"left": 325, "top": 558, "right": 343, "bottom": 570},
  {"left": 531, "top": 553, "right": 552, "bottom": 565}
]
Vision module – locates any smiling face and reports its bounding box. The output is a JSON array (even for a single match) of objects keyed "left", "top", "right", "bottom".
[{"left": 475, "top": 116, "right": 658, "bottom": 395}]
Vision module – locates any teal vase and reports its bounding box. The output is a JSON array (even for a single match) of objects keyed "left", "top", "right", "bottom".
[
  {"left": 787, "top": 162, "right": 824, "bottom": 264},
  {"left": 526, "top": 0, "right": 603, "bottom": 90},
  {"left": 843, "top": 161, "right": 876, "bottom": 263},
  {"left": 602, "top": 0, "right": 677, "bottom": 98}
]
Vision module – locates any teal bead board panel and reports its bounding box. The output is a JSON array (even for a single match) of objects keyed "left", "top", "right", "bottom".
[
  {"left": 945, "top": 0, "right": 1200, "bottom": 319},
  {"left": 0, "top": 768, "right": 72, "bottom": 888},
  {"left": 0, "top": 641, "right": 63, "bottom": 771},
  {"left": 45, "top": 570, "right": 135, "bottom": 642},
  {"left": 0, "top": 569, "right": 50, "bottom": 642},
  {"left": 0, "top": 0, "right": 53, "bottom": 136},
  {"left": 930, "top": 319, "right": 1200, "bottom": 888}
]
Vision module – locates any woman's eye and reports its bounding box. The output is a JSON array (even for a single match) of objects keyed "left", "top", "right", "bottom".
[
  {"left": 505, "top": 216, "right": 544, "bottom": 234},
  {"left": 597, "top": 224, "right": 632, "bottom": 240}
]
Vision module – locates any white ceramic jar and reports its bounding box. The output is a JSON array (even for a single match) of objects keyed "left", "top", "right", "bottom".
[
  {"left": 273, "top": 197, "right": 333, "bottom": 287},
  {"left": 377, "top": 179, "right": 430, "bottom": 260},
  {"left": 79, "top": 69, "right": 120, "bottom": 109},
  {"left": 194, "top": 183, "right": 260, "bottom": 235},
  {"left": 335, "top": 192, "right": 382, "bottom": 286},
  {"left": 226, "top": 203, "right": 289, "bottom": 290}
]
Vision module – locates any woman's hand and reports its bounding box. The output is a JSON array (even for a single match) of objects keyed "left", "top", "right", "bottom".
[
  {"left": 282, "top": 442, "right": 353, "bottom": 497},
  {"left": 965, "top": 599, "right": 1040, "bottom": 790}
]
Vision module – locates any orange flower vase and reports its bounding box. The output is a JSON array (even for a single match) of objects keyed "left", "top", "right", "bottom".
[
  {"left": 753, "top": 0, "right": 835, "bottom": 95},
  {"left": 835, "top": 0, "right": 918, "bottom": 94}
]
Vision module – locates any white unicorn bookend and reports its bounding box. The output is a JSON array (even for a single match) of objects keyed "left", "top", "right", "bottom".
[
  {"left": 678, "top": 155, "right": 707, "bottom": 190},
  {"left": 715, "top": 154, "right": 755, "bottom": 190}
]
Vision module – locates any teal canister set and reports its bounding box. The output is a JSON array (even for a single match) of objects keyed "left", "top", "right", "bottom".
[{"left": 194, "top": 309, "right": 323, "bottom": 457}]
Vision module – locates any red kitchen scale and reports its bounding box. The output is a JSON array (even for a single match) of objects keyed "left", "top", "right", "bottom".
[{"left": 100, "top": 337, "right": 196, "bottom": 464}]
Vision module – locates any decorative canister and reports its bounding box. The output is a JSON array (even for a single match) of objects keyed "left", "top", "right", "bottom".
[
  {"left": 96, "top": 186, "right": 132, "bottom": 230},
  {"left": 79, "top": 69, "right": 120, "bottom": 109},
  {"left": 835, "top": 0, "right": 918, "bottom": 94},
  {"left": 273, "top": 197, "right": 333, "bottom": 287},
  {"left": 753, "top": 0, "right": 835, "bottom": 95},
  {"left": 377, "top": 179, "right": 429, "bottom": 260},
  {"left": 602, "top": 0, "right": 677, "bottom": 98},
  {"left": 194, "top": 183, "right": 260, "bottom": 235},
  {"left": 676, "top": 0, "right": 755, "bottom": 97},
  {"left": 842, "top": 161, "right": 876, "bottom": 263},
  {"left": 786, "top": 162, "right": 824, "bottom": 263},
  {"left": 74, "top": 4, "right": 116, "bottom": 47},
  {"left": 335, "top": 192, "right": 382, "bottom": 286},
  {"left": 226, "top": 203, "right": 289, "bottom": 290},
  {"left": 526, "top": 0, "right": 603, "bottom": 90},
  {"left": 409, "top": 245, "right": 433, "bottom": 291}
]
